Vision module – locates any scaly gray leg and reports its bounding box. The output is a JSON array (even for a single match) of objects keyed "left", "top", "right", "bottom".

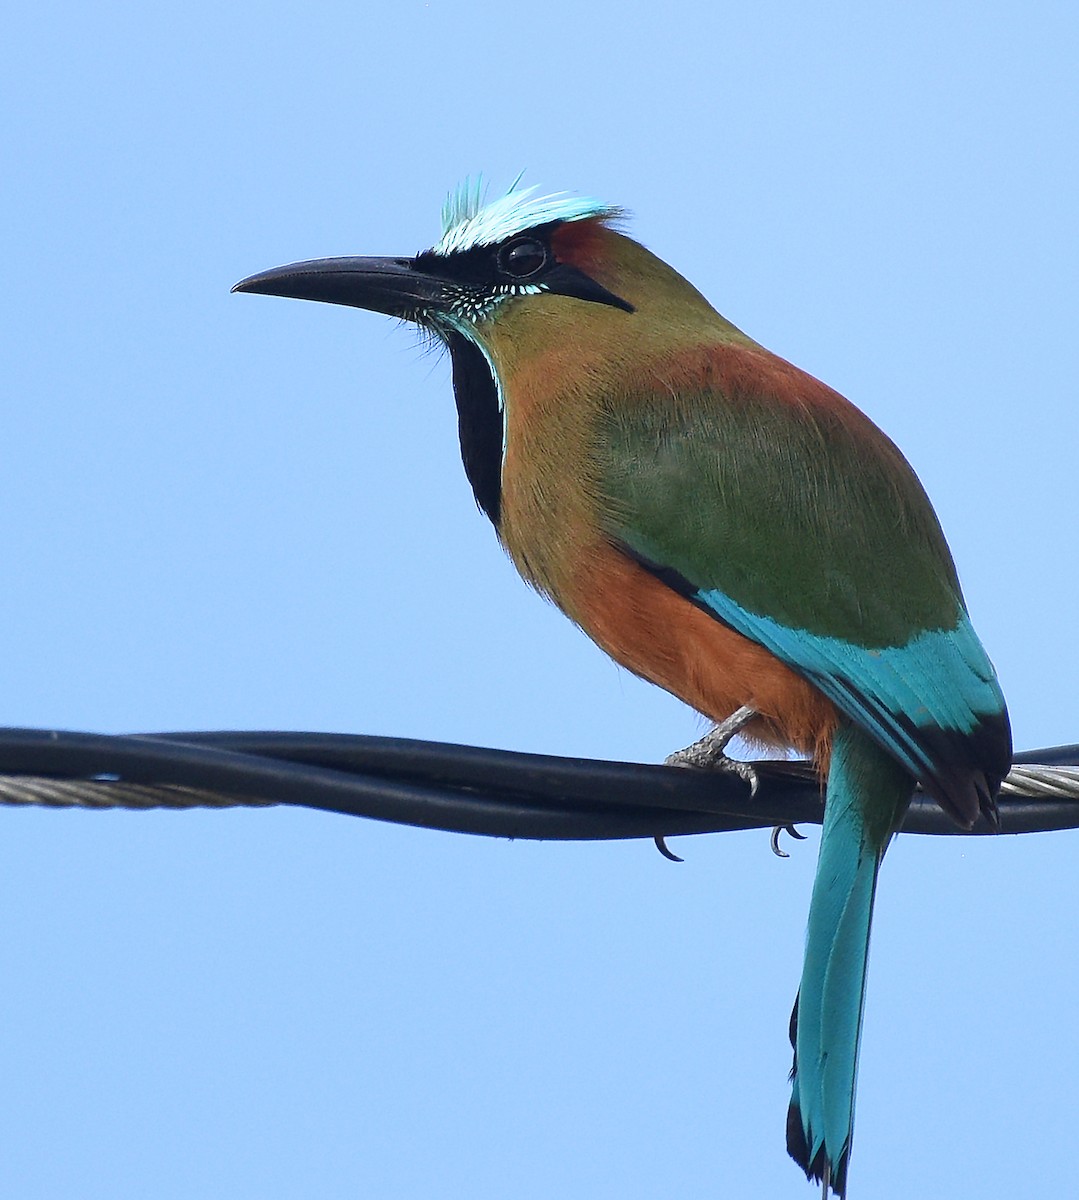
[{"left": 664, "top": 705, "right": 759, "bottom": 794}]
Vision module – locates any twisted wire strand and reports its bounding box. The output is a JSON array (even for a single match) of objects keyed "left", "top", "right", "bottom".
[
  {"left": 998, "top": 764, "right": 1079, "bottom": 802},
  {"left": 0, "top": 778, "right": 270, "bottom": 810}
]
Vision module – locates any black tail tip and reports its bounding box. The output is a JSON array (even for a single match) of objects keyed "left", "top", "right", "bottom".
[
  {"left": 787, "top": 1102, "right": 849, "bottom": 1197},
  {"left": 978, "top": 776, "right": 1002, "bottom": 832}
]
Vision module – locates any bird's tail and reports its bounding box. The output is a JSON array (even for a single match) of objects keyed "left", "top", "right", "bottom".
[{"left": 786, "top": 723, "right": 912, "bottom": 1197}]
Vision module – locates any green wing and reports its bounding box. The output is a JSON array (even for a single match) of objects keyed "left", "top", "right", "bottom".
[{"left": 597, "top": 383, "right": 963, "bottom": 644}]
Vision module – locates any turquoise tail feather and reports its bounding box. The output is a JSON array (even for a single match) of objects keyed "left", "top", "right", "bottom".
[{"left": 787, "top": 723, "right": 913, "bottom": 1196}]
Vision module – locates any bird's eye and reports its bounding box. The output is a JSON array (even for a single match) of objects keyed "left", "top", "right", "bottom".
[{"left": 498, "top": 238, "right": 548, "bottom": 279}]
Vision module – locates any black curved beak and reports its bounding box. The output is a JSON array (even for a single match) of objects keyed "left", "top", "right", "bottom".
[{"left": 232, "top": 256, "right": 450, "bottom": 319}]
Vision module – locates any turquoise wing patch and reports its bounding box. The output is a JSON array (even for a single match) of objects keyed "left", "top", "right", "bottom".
[{"left": 692, "top": 583, "right": 1008, "bottom": 817}]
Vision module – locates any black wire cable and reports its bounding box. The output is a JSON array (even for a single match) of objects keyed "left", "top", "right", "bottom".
[{"left": 0, "top": 726, "right": 1076, "bottom": 840}]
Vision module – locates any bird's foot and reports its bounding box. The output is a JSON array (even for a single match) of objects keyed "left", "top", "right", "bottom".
[
  {"left": 664, "top": 705, "right": 760, "bottom": 794},
  {"left": 665, "top": 707, "right": 808, "bottom": 856}
]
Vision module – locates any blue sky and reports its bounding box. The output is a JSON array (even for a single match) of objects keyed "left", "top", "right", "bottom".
[{"left": 2, "top": 2, "right": 1077, "bottom": 1196}]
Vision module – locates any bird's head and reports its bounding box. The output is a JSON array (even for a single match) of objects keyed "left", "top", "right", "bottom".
[
  {"left": 234, "top": 180, "right": 742, "bottom": 524},
  {"left": 233, "top": 178, "right": 733, "bottom": 345}
]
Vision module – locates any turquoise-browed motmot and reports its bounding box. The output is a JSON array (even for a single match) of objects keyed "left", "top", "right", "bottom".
[{"left": 234, "top": 182, "right": 1011, "bottom": 1196}]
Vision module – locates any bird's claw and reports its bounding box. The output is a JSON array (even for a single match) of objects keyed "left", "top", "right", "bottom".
[
  {"left": 653, "top": 835, "right": 684, "bottom": 862},
  {"left": 728, "top": 757, "right": 760, "bottom": 796},
  {"left": 770, "top": 823, "right": 807, "bottom": 858}
]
